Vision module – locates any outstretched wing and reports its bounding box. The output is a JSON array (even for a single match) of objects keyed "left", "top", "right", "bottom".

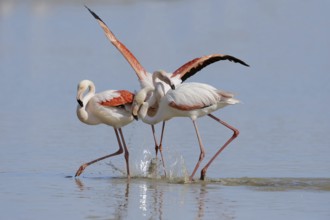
[
  {"left": 171, "top": 54, "right": 249, "bottom": 82},
  {"left": 100, "top": 90, "right": 134, "bottom": 107},
  {"left": 85, "top": 6, "right": 147, "bottom": 80}
]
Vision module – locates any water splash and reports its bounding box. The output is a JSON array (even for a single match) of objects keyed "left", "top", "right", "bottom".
[
  {"left": 129, "top": 148, "right": 190, "bottom": 181},
  {"left": 107, "top": 161, "right": 126, "bottom": 175},
  {"left": 167, "top": 155, "right": 189, "bottom": 182}
]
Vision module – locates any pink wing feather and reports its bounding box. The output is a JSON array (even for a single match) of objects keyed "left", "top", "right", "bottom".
[
  {"left": 86, "top": 6, "right": 147, "bottom": 80},
  {"left": 171, "top": 54, "right": 249, "bottom": 82}
]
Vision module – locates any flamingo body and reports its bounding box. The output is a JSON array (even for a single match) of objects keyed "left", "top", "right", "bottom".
[
  {"left": 84, "top": 6, "right": 248, "bottom": 178},
  {"left": 135, "top": 82, "right": 238, "bottom": 123},
  {"left": 85, "top": 5, "right": 248, "bottom": 109},
  {"left": 77, "top": 80, "right": 134, "bottom": 127},
  {"left": 132, "top": 71, "right": 240, "bottom": 180},
  {"left": 75, "top": 80, "right": 134, "bottom": 177}
]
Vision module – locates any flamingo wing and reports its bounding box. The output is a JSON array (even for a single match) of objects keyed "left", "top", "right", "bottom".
[
  {"left": 171, "top": 54, "right": 249, "bottom": 82},
  {"left": 85, "top": 6, "right": 147, "bottom": 80},
  {"left": 99, "top": 90, "right": 134, "bottom": 107},
  {"left": 167, "top": 83, "right": 220, "bottom": 111}
]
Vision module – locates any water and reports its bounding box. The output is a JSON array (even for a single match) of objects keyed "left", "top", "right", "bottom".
[{"left": 1, "top": 0, "right": 330, "bottom": 219}]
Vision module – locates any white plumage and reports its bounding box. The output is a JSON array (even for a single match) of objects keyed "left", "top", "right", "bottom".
[
  {"left": 75, "top": 80, "right": 134, "bottom": 178},
  {"left": 132, "top": 71, "right": 240, "bottom": 180},
  {"left": 84, "top": 6, "right": 249, "bottom": 178}
]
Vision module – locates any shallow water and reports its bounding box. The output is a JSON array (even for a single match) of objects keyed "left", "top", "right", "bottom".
[{"left": 1, "top": 0, "right": 330, "bottom": 219}]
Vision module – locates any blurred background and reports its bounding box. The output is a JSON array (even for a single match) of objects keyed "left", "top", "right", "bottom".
[
  {"left": 1, "top": 0, "right": 329, "bottom": 177},
  {"left": 1, "top": 0, "right": 330, "bottom": 219}
]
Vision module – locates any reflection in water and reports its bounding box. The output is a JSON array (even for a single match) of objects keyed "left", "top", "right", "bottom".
[
  {"left": 73, "top": 177, "right": 237, "bottom": 219},
  {"left": 114, "top": 181, "right": 130, "bottom": 220},
  {"left": 74, "top": 177, "right": 131, "bottom": 219},
  {"left": 138, "top": 181, "right": 164, "bottom": 220},
  {"left": 197, "top": 185, "right": 206, "bottom": 220},
  {"left": 75, "top": 178, "right": 84, "bottom": 191},
  {"left": 139, "top": 183, "right": 148, "bottom": 215},
  {"left": 72, "top": 176, "right": 330, "bottom": 219}
]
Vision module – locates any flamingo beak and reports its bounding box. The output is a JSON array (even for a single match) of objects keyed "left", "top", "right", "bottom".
[
  {"left": 171, "top": 84, "right": 175, "bottom": 90},
  {"left": 77, "top": 99, "right": 83, "bottom": 107},
  {"left": 132, "top": 104, "right": 139, "bottom": 121}
]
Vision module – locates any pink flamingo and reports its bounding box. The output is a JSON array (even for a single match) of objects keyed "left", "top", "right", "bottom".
[
  {"left": 132, "top": 70, "right": 240, "bottom": 181},
  {"left": 75, "top": 80, "right": 135, "bottom": 178},
  {"left": 85, "top": 6, "right": 248, "bottom": 172}
]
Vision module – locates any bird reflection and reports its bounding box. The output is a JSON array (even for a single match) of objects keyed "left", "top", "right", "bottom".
[
  {"left": 138, "top": 180, "right": 164, "bottom": 220},
  {"left": 73, "top": 177, "right": 130, "bottom": 219},
  {"left": 197, "top": 185, "right": 207, "bottom": 219},
  {"left": 113, "top": 181, "right": 130, "bottom": 219},
  {"left": 72, "top": 177, "right": 237, "bottom": 219},
  {"left": 74, "top": 178, "right": 84, "bottom": 191}
]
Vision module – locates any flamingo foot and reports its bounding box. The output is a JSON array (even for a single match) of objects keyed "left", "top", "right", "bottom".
[
  {"left": 75, "top": 163, "right": 88, "bottom": 177},
  {"left": 155, "top": 144, "right": 159, "bottom": 158},
  {"left": 158, "top": 143, "right": 167, "bottom": 178},
  {"left": 200, "top": 168, "right": 207, "bottom": 181},
  {"left": 188, "top": 175, "right": 196, "bottom": 182}
]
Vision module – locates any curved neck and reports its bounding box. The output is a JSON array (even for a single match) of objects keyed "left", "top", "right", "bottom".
[
  {"left": 138, "top": 101, "right": 164, "bottom": 125},
  {"left": 76, "top": 81, "right": 98, "bottom": 124},
  {"left": 80, "top": 81, "right": 95, "bottom": 104},
  {"left": 134, "top": 86, "right": 164, "bottom": 125}
]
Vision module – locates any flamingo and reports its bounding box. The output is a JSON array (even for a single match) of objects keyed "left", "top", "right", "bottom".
[
  {"left": 132, "top": 70, "right": 240, "bottom": 181},
  {"left": 75, "top": 79, "right": 135, "bottom": 178},
  {"left": 85, "top": 6, "right": 249, "bottom": 171}
]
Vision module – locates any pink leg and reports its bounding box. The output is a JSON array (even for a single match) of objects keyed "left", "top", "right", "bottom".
[
  {"left": 151, "top": 125, "right": 159, "bottom": 157},
  {"left": 200, "top": 114, "right": 239, "bottom": 180},
  {"left": 158, "top": 121, "right": 167, "bottom": 177},
  {"left": 75, "top": 128, "right": 124, "bottom": 177},
  {"left": 189, "top": 120, "right": 206, "bottom": 181},
  {"left": 118, "top": 128, "right": 130, "bottom": 178}
]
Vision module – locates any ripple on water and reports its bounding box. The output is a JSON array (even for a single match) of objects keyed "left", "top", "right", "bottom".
[{"left": 206, "top": 177, "right": 330, "bottom": 191}]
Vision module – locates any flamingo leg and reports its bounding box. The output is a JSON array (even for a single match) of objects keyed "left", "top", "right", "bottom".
[
  {"left": 158, "top": 121, "right": 167, "bottom": 177},
  {"left": 151, "top": 123, "right": 167, "bottom": 177},
  {"left": 74, "top": 128, "right": 124, "bottom": 177},
  {"left": 189, "top": 120, "right": 206, "bottom": 181},
  {"left": 199, "top": 114, "right": 239, "bottom": 180},
  {"left": 118, "top": 128, "right": 130, "bottom": 178},
  {"left": 151, "top": 125, "right": 159, "bottom": 157}
]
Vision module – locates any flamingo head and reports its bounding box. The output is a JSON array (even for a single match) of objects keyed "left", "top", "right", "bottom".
[
  {"left": 132, "top": 86, "right": 154, "bottom": 120},
  {"left": 152, "top": 70, "right": 175, "bottom": 90},
  {"left": 76, "top": 80, "right": 95, "bottom": 108}
]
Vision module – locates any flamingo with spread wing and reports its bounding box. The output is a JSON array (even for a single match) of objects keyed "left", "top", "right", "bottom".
[
  {"left": 132, "top": 71, "right": 240, "bottom": 180},
  {"left": 85, "top": 6, "right": 249, "bottom": 174}
]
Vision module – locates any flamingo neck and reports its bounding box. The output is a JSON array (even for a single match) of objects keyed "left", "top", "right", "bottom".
[
  {"left": 76, "top": 82, "right": 99, "bottom": 124},
  {"left": 134, "top": 86, "right": 163, "bottom": 125},
  {"left": 139, "top": 73, "right": 154, "bottom": 89},
  {"left": 138, "top": 101, "right": 164, "bottom": 125}
]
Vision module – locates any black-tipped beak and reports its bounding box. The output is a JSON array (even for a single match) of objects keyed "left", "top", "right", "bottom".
[
  {"left": 133, "top": 114, "right": 138, "bottom": 121},
  {"left": 171, "top": 84, "right": 175, "bottom": 90},
  {"left": 77, "top": 99, "right": 83, "bottom": 107}
]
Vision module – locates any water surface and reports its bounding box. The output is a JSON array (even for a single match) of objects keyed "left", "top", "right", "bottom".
[{"left": 1, "top": 0, "right": 330, "bottom": 219}]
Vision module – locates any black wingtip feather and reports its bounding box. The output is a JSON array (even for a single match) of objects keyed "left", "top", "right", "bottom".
[
  {"left": 180, "top": 56, "right": 222, "bottom": 82},
  {"left": 85, "top": 5, "right": 104, "bottom": 22},
  {"left": 181, "top": 55, "right": 249, "bottom": 82},
  {"left": 227, "top": 56, "right": 250, "bottom": 67}
]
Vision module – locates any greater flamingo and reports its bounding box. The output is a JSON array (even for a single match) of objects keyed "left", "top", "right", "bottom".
[
  {"left": 85, "top": 6, "right": 249, "bottom": 171},
  {"left": 75, "top": 80, "right": 135, "bottom": 178},
  {"left": 132, "top": 70, "right": 240, "bottom": 181}
]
